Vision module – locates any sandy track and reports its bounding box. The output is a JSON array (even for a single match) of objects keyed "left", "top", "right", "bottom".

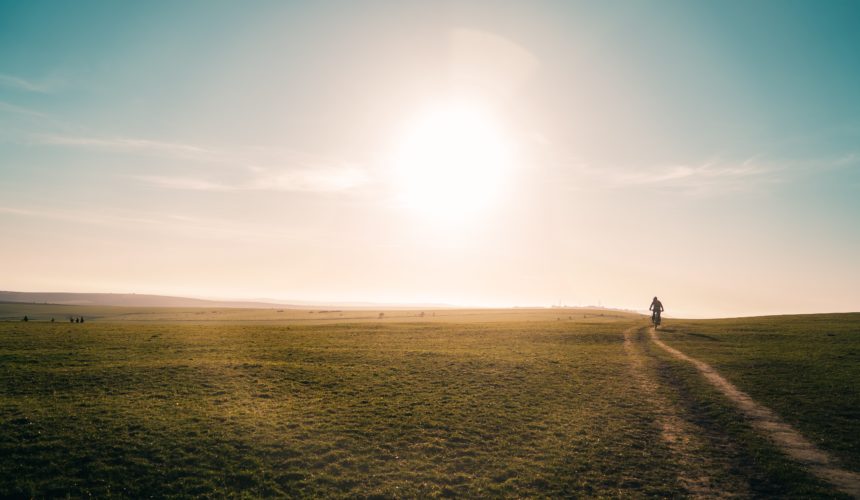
[
  {"left": 623, "top": 327, "right": 743, "bottom": 498},
  {"left": 650, "top": 327, "right": 860, "bottom": 498}
]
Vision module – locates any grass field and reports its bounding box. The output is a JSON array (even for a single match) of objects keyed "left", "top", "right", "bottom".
[
  {"left": 658, "top": 314, "right": 860, "bottom": 472},
  {"left": 0, "top": 303, "right": 633, "bottom": 324},
  {"left": 1, "top": 307, "right": 857, "bottom": 497}
]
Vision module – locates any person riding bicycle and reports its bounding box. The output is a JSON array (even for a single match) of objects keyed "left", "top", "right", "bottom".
[{"left": 649, "top": 296, "right": 664, "bottom": 324}]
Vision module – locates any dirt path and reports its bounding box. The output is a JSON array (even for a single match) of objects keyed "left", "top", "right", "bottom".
[
  {"left": 650, "top": 327, "right": 860, "bottom": 498},
  {"left": 623, "top": 327, "right": 744, "bottom": 498}
]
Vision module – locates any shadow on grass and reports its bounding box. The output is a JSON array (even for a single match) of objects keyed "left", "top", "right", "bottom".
[
  {"left": 683, "top": 332, "right": 722, "bottom": 342},
  {"left": 644, "top": 340, "right": 847, "bottom": 498}
]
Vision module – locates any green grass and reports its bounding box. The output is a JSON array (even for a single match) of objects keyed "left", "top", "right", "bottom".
[
  {"left": 658, "top": 314, "right": 860, "bottom": 472},
  {"left": 0, "top": 302, "right": 636, "bottom": 324},
  {"left": 1, "top": 317, "right": 687, "bottom": 497},
  {"left": 640, "top": 328, "right": 846, "bottom": 498},
  {"left": 1, "top": 309, "right": 857, "bottom": 497}
]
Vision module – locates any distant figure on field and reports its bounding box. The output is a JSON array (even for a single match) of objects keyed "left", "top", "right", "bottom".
[
  {"left": 79, "top": 317, "right": 85, "bottom": 324},
  {"left": 23, "top": 315, "right": 29, "bottom": 322},
  {"left": 70, "top": 317, "right": 75, "bottom": 323},
  {"left": 51, "top": 318, "right": 55, "bottom": 323},
  {"left": 650, "top": 296, "right": 664, "bottom": 325}
]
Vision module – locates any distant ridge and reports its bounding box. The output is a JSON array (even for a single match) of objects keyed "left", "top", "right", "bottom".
[
  {"left": 0, "top": 291, "right": 290, "bottom": 309},
  {"left": 0, "top": 291, "right": 454, "bottom": 310}
]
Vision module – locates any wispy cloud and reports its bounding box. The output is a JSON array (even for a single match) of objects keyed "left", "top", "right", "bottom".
[
  {"left": 35, "top": 132, "right": 373, "bottom": 194},
  {"left": 556, "top": 148, "right": 860, "bottom": 197},
  {"left": 134, "top": 176, "right": 235, "bottom": 192},
  {"left": 0, "top": 205, "right": 305, "bottom": 241},
  {"left": 0, "top": 206, "right": 35, "bottom": 216},
  {"left": 613, "top": 159, "right": 776, "bottom": 189},
  {"left": 832, "top": 152, "right": 860, "bottom": 167},
  {"left": 0, "top": 100, "right": 50, "bottom": 119},
  {"left": 248, "top": 163, "right": 370, "bottom": 192},
  {"left": 0, "top": 205, "right": 162, "bottom": 227},
  {"left": 562, "top": 157, "right": 781, "bottom": 196},
  {"left": 136, "top": 164, "right": 370, "bottom": 193},
  {"left": 35, "top": 134, "right": 219, "bottom": 161},
  {"left": 0, "top": 73, "right": 59, "bottom": 93}
]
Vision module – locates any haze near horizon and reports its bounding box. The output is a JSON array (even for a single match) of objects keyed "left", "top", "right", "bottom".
[{"left": 2, "top": 1, "right": 859, "bottom": 317}]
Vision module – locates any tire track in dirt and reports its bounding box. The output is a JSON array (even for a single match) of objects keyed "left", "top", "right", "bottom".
[
  {"left": 650, "top": 327, "right": 860, "bottom": 498},
  {"left": 623, "top": 327, "right": 744, "bottom": 498}
]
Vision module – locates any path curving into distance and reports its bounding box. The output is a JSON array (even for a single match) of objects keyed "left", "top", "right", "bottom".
[
  {"left": 622, "top": 327, "right": 737, "bottom": 498},
  {"left": 649, "top": 327, "right": 860, "bottom": 498}
]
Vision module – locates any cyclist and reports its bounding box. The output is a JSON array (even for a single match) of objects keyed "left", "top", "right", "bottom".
[{"left": 649, "top": 296, "right": 664, "bottom": 326}]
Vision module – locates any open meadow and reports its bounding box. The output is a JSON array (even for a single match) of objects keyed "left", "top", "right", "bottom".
[
  {"left": 5, "top": 1, "right": 860, "bottom": 497},
  {"left": 1, "top": 306, "right": 858, "bottom": 497}
]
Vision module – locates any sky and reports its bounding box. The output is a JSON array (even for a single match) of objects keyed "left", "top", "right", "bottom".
[{"left": 1, "top": 0, "right": 859, "bottom": 317}]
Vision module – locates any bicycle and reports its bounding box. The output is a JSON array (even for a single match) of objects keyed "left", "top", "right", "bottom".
[{"left": 651, "top": 310, "right": 661, "bottom": 328}]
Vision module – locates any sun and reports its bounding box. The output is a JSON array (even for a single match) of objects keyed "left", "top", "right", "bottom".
[{"left": 391, "top": 104, "right": 513, "bottom": 220}]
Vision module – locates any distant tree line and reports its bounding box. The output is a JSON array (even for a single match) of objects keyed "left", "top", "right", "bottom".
[{"left": 20, "top": 316, "right": 85, "bottom": 323}]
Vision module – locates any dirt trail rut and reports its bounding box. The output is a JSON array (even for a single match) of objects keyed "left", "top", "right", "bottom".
[
  {"left": 623, "top": 327, "right": 743, "bottom": 498},
  {"left": 650, "top": 327, "right": 860, "bottom": 498}
]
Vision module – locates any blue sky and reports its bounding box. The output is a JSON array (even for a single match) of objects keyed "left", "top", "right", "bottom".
[{"left": 1, "top": 1, "right": 859, "bottom": 316}]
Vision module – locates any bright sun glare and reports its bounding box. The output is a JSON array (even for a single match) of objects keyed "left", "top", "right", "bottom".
[{"left": 392, "top": 104, "right": 513, "bottom": 220}]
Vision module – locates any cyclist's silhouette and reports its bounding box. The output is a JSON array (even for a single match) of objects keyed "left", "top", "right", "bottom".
[{"left": 649, "top": 296, "right": 664, "bottom": 326}]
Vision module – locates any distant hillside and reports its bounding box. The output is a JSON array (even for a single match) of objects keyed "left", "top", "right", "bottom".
[
  {"left": 0, "top": 291, "right": 455, "bottom": 310},
  {"left": 0, "top": 291, "right": 291, "bottom": 309}
]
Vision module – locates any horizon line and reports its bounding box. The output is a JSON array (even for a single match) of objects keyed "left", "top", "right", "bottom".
[{"left": 1, "top": 290, "right": 857, "bottom": 320}]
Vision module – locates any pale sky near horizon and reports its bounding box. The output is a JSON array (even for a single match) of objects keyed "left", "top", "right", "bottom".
[{"left": 2, "top": 1, "right": 859, "bottom": 317}]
